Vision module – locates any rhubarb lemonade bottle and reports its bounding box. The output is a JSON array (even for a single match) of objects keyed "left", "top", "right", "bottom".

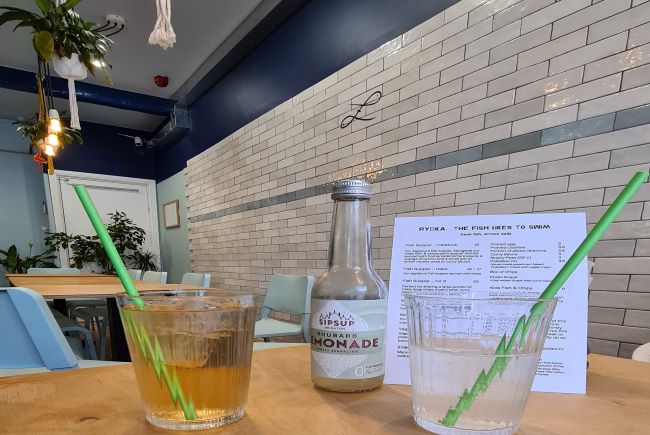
[{"left": 310, "top": 179, "right": 388, "bottom": 392}]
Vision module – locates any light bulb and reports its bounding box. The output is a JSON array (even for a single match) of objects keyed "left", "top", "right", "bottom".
[
  {"left": 47, "top": 133, "right": 59, "bottom": 147},
  {"left": 44, "top": 144, "right": 55, "bottom": 156},
  {"left": 47, "top": 109, "right": 62, "bottom": 132},
  {"left": 49, "top": 118, "right": 62, "bottom": 134}
]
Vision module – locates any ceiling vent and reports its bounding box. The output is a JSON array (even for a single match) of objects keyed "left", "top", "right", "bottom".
[{"left": 150, "top": 103, "right": 190, "bottom": 149}]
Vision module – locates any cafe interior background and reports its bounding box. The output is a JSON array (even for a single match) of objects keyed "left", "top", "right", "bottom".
[{"left": 1, "top": 0, "right": 649, "bottom": 365}]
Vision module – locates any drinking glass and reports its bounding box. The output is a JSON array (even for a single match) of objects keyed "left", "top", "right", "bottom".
[
  {"left": 405, "top": 294, "right": 557, "bottom": 435},
  {"left": 117, "top": 290, "right": 256, "bottom": 430}
]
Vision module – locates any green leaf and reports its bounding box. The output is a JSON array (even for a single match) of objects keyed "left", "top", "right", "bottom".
[
  {"left": 0, "top": 10, "right": 30, "bottom": 27},
  {"left": 33, "top": 30, "right": 54, "bottom": 60},
  {"left": 61, "top": 0, "right": 82, "bottom": 10},
  {"left": 13, "top": 21, "right": 35, "bottom": 31},
  {"left": 0, "top": 7, "right": 40, "bottom": 17},
  {"left": 35, "top": 0, "right": 50, "bottom": 15}
]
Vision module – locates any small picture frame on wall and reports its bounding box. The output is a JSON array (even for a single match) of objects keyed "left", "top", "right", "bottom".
[{"left": 163, "top": 199, "right": 180, "bottom": 229}]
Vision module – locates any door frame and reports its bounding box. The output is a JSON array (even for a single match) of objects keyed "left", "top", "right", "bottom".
[{"left": 47, "top": 170, "right": 161, "bottom": 268}]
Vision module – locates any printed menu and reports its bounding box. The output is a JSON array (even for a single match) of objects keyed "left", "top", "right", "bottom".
[{"left": 384, "top": 213, "right": 588, "bottom": 394}]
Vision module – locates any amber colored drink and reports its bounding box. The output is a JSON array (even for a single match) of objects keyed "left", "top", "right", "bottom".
[{"left": 117, "top": 291, "right": 255, "bottom": 431}]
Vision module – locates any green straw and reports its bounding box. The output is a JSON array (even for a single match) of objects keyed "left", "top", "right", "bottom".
[
  {"left": 441, "top": 171, "right": 649, "bottom": 427},
  {"left": 74, "top": 184, "right": 198, "bottom": 421},
  {"left": 74, "top": 185, "right": 141, "bottom": 304}
]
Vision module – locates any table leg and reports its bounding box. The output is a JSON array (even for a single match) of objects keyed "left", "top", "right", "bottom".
[
  {"left": 107, "top": 298, "right": 131, "bottom": 362},
  {"left": 52, "top": 298, "right": 67, "bottom": 316}
]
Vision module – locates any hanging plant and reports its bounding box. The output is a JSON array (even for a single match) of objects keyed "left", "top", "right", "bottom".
[
  {"left": 15, "top": 112, "right": 83, "bottom": 173},
  {"left": 0, "top": 0, "right": 112, "bottom": 77},
  {"left": 0, "top": 0, "right": 113, "bottom": 130},
  {"left": 14, "top": 113, "right": 83, "bottom": 150}
]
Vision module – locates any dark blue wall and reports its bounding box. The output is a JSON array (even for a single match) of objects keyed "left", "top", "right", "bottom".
[
  {"left": 55, "top": 121, "right": 156, "bottom": 179},
  {"left": 155, "top": 0, "right": 458, "bottom": 181}
]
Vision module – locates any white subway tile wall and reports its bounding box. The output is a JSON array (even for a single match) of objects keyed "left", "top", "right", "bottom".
[{"left": 186, "top": 0, "right": 650, "bottom": 355}]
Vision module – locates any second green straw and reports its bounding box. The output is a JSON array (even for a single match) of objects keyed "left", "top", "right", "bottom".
[{"left": 441, "top": 171, "right": 649, "bottom": 427}]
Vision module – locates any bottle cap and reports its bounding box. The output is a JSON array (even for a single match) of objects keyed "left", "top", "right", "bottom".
[{"left": 331, "top": 179, "right": 372, "bottom": 200}]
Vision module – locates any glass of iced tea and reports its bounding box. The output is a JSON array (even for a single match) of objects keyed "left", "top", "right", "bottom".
[{"left": 116, "top": 290, "right": 256, "bottom": 430}]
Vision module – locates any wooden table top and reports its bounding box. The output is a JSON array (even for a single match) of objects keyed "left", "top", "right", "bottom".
[
  {"left": 6, "top": 274, "right": 211, "bottom": 298},
  {"left": 0, "top": 346, "right": 648, "bottom": 434}
]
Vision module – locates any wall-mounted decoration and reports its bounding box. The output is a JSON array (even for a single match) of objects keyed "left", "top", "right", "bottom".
[
  {"left": 163, "top": 199, "right": 180, "bottom": 229},
  {"left": 340, "top": 90, "right": 382, "bottom": 128}
]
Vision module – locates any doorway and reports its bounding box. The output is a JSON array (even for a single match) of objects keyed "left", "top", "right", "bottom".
[{"left": 47, "top": 170, "right": 160, "bottom": 270}]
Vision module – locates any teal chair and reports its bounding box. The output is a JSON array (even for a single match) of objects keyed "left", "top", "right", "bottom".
[
  {"left": 142, "top": 271, "right": 168, "bottom": 284},
  {"left": 128, "top": 269, "right": 142, "bottom": 280},
  {"left": 181, "top": 272, "right": 211, "bottom": 287},
  {"left": 0, "top": 287, "right": 123, "bottom": 376},
  {"left": 27, "top": 267, "right": 80, "bottom": 274},
  {"left": 254, "top": 275, "right": 314, "bottom": 343},
  {"left": 70, "top": 269, "right": 140, "bottom": 359}
]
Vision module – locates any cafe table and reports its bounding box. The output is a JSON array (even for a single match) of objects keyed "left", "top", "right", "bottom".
[
  {"left": 0, "top": 346, "right": 648, "bottom": 434},
  {"left": 5, "top": 273, "right": 212, "bottom": 362}
]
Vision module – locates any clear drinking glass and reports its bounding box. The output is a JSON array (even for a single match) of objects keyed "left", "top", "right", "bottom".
[
  {"left": 405, "top": 294, "right": 557, "bottom": 435},
  {"left": 116, "top": 290, "right": 256, "bottom": 431}
]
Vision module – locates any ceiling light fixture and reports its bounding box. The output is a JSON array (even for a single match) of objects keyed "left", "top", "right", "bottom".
[{"left": 93, "top": 14, "right": 126, "bottom": 37}]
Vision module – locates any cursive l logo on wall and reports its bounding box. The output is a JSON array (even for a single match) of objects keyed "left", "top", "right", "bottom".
[{"left": 340, "top": 90, "right": 383, "bottom": 129}]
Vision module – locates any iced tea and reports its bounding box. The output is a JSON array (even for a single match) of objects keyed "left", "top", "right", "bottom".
[{"left": 117, "top": 291, "right": 255, "bottom": 430}]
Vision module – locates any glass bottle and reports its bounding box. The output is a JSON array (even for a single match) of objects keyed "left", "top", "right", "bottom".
[{"left": 310, "top": 179, "right": 388, "bottom": 392}]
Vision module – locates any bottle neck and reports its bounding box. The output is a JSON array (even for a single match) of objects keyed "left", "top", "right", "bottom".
[{"left": 328, "top": 198, "right": 372, "bottom": 270}]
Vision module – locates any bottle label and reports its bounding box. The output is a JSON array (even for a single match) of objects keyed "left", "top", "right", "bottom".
[{"left": 310, "top": 299, "right": 387, "bottom": 380}]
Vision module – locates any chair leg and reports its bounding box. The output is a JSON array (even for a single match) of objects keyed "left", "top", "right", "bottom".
[
  {"left": 264, "top": 337, "right": 270, "bottom": 342},
  {"left": 61, "top": 326, "right": 98, "bottom": 360},
  {"left": 96, "top": 316, "right": 106, "bottom": 361}
]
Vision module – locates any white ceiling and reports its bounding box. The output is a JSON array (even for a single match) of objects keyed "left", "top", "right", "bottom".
[
  {"left": 0, "top": 0, "right": 264, "bottom": 130},
  {"left": 0, "top": 0, "right": 262, "bottom": 97}
]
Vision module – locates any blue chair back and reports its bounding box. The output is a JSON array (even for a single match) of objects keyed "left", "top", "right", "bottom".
[
  {"left": 128, "top": 269, "right": 142, "bottom": 280},
  {"left": 261, "top": 275, "right": 315, "bottom": 342},
  {"left": 27, "top": 267, "right": 81, "bottom": 275},
  {"left": 262, "top": 275, "right": 313, "bottom": 314},
  {"left": 142, "top": 271, "right": 168, "bottom": 284},
  {"left": 181, "top": 272, "right": 211, "bottom": 287},
  {"left": 0, "top": 287, "right": 79, "bottom": 370}
]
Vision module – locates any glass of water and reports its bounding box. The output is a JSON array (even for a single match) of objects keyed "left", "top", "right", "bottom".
[{"left": 405, "top": 294, "right": 557, "bottom": 435}]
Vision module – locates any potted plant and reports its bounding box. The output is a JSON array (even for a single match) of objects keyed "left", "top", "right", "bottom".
[
  {"left": 45, "top": 211, "right": 160, "bottom": 274},
  {"left": 15, "top": 113, "right": 82, "bottom": 153},
  {"left": 0, "top": 0, "right": 112, "bottom": 129},
  {"left": 128, "top": 250, "right": 161, "bottom": 273},
  {"left": 0, "top": 243, "right": 57, "bottom": 276},
  {"left": 0, "top": 0, "right": 111, "bottom": 79}
]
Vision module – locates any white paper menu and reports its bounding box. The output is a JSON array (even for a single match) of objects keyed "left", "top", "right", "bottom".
[{"left": 384, "top": 213, "right": 588, "bottom": 394}]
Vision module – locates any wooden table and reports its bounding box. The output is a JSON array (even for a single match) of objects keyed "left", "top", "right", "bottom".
[
  {"left": 6, "top": 274, "right": 212, "bottom": 362},
  {"left": 0, "top": 347, "right": 648, "bottom": 434}
]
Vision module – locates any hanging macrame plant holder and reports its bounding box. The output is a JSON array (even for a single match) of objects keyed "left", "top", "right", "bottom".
[
  {"left": 52, "top": 53, "right": 87, "bottom": 130},
  {"left": 149, "top": 0, "right": 176, "bottom": 49}
]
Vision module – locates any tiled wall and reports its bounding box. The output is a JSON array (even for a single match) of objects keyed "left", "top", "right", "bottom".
[{"left": 186, "top": 0, "right": 650, "bottom": 357}]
